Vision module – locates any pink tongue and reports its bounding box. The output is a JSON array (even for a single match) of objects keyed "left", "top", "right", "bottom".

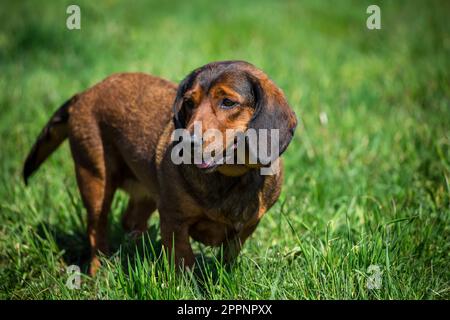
[{"left": 197, "top": 161, "right": 212, "bottom": 169}]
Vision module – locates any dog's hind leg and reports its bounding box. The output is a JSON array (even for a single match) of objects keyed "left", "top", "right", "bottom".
[
  {"left": 74, "top": 162, "right": 116, "bottom": 276},
  {"left": 69, "top": 118, "right": 118, "bottom": 275}
]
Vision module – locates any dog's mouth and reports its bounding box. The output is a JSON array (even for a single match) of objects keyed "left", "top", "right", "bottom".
[
  {"left": 195, "top": 142, "right": 238, "bottom": 172},
  {"left": 195, "top": 160, "right": 219, "bottom": 172}
]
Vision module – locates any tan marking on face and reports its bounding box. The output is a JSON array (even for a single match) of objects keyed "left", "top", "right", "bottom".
[
  {"left": 187, "top": 83, "right": 254, "bottom": 150},
  {"left": 187, "top": 84, "right": 203, "bottom": 104},
  {"left": 212, "top": 85, "right": 243, "bottom": 103}
]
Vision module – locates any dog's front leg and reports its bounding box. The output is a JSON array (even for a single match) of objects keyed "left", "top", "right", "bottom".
[
  {"left": 159, "top": 215, "right": 195, "bottom": 269},
  {"left": 223, "top": 223, "right": 259, "bottom": 265}
]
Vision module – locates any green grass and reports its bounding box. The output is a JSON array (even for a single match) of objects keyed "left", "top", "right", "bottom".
[{"left": 0, "top": 0, "right": 449, "bottom": 299}]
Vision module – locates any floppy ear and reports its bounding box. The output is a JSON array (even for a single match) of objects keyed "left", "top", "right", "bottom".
[
  {"left": 247, "top": 74, "right": 298, "bottom": 164},
  {"left": 173, "top": 69, "right": 201, "bottom": 129}
]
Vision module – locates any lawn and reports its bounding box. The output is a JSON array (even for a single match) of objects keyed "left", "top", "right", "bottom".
[{"left": 0, "top": 0, "right": 449, "bottom": 299}]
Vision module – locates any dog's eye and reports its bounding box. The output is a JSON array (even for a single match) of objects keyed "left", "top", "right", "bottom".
[
  {"left": 184, "top": 99, "right": 194, "bottom": 109},
  {"left": 220, "top": 98, "right": 237, "bottom": 109}
]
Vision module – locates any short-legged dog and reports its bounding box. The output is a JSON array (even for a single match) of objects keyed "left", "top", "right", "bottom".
[{"left": 23, "top": 61, "right": 298, "bottom": 275}]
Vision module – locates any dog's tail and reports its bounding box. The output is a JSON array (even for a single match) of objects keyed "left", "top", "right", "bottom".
[{"left": 23, "top": 95, "right": 78, "bottom": 185}]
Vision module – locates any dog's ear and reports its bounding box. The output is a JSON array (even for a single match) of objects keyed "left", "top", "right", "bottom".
[
  {"left": 247, "top": 73, "right": 298, "bottom": 164},
  {"left": 173, "top": 68, "right": 202, "bottom": 129}
]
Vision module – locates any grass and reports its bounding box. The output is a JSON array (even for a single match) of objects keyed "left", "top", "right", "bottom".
[{"left": 0, "top": 0, "right": 449, "bottom": 299}]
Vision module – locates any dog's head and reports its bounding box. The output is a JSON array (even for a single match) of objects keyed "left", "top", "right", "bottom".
[{"left": 173, "top": 61, "right": 297, "bottom": 176}]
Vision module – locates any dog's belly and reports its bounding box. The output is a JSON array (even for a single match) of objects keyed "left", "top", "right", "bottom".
[{"left": 189, "top": 219, "right": 231, "bottom": 246}]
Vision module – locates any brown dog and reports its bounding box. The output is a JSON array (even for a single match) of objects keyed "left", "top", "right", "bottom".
[{"left": 23, "top": 61, "right": 297, "bottom": 275}]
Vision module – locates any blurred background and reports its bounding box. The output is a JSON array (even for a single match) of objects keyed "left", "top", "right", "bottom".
[{"left": 0, "top": 0, "right": 449, "bottom": 299}]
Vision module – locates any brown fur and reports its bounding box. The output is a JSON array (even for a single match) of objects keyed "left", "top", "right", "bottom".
[{"left": 23, "top": 61, "right": 297, "bottom": 275}]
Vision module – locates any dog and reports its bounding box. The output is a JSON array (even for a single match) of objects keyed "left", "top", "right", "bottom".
[{"left": 23, "top": 60, "right": 298, "bottom": 275}]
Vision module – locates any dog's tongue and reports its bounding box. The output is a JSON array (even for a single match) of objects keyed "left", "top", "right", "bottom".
[{"left": 196, "top": 161, "right": 214, "bottom": 169}]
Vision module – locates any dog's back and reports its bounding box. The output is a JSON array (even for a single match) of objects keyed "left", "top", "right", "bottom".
[
  {"left": 68, "top": 73, "right": 177, "bottom": 190},
  {"left": 24, "top": 72, "right": 177, "bottom": 189}
]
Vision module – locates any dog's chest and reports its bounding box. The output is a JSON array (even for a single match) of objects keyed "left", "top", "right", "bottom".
[
  {"left": 187, "top": 183, "right": 262, "bottom": 247},
  {"left": 204, "top": 188, "right": 260, "bottom": 226},
  {"left": 186, "top": 170, "right": 265, "bottom": 227}
]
